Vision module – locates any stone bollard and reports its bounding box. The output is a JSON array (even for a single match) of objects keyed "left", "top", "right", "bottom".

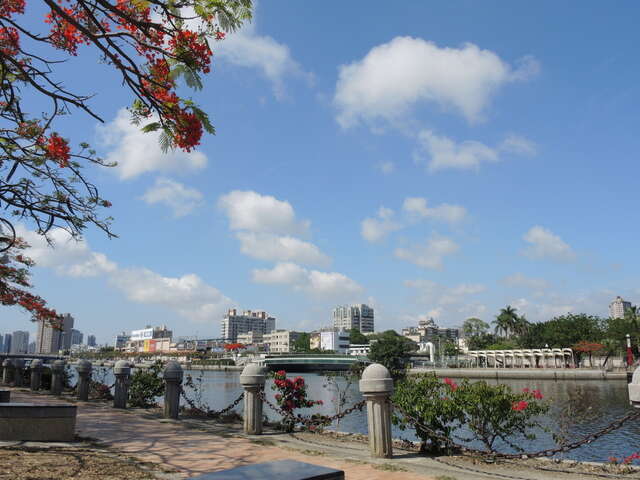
[
  {"left": 240, "top": 363, "right": 266, "bottom": 435},
  {"left": 13, "top": 359, "right": 25, "bottom": 387},
  {"left": 30, "top": 359, "right": 43, "bottom": 391},
  {"left": 51, "top": 359, "right": 66, "bottom": 395},
  {"left": 76, "top": 359, "right": 92, "bottom": 401},
  {"left": 163, "top": 361, "right": 183, "bottom": 419},
  {"left": 2, "top": 359, "right": 14, "bottom": 385},
  {"left": 113, "top": 360, "right": 131, "bottom": 409},
  {"left": 359, "top": 363, "right": 394, "bottom": 459}
]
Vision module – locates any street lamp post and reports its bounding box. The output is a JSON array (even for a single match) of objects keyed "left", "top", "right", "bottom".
[{"left": 626, "top": 334, "right": 634, "bottom": 368}]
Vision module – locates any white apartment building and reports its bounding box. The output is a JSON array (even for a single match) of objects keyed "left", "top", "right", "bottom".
[
  {"left": 331, "top": 304, "right": 374, "bottom": 333},
  {"left": 320, "top": 330, "right": 350, "bottom": 353},
  {"left": 610, "top": 296, "right": 632, "bottom": 319},
  {"left": 221, "top": 309, "right": 276, "bottom": 342},
  {"left": 36, "top": 314, "right": 73, "bottom": 353},
  {"left": 237, "top": 331, "right": 263, "bottom": 345},
  {"left": 264, "top": 330, "right": 301, "bottom": 353}
]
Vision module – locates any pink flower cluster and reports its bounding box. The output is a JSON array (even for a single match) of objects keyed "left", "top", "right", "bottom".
[
  {"left": 272, "top": 370, "right": 322, "bottom": 413},
  {"left": 443, "top": 377, "right": 458, "bottom": 391},
  {"left": 522, "top": 387, "right": 544, "bottom": 399}
]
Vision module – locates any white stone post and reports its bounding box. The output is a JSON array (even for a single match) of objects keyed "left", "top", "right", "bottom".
[
  {"left": 13, "top": 358, "right": 25, "bottom": 387},
  {"left": 163, "top": 361, "right": 183, "bottom": 419},
  {"left": 2, "top": 359, "right": 13, "bottom": 385},
  {"left": 76, "top": 359, "right": 92, "bottom": 401},
  {"left": 240, "top": 364, "right": 266, "bottom": 435},
  {"left": 30, "top": 359, "right": 43, "bottom": 391},
  {"left": 51, "top": 359, "right": 65, "bottom": 395},
  {"left": 629, "top": 365, "right": 640, "bottom": 407},
  {"left": 359, "top": 363, "right": 394, "bottom": 459},
  {"left": 113, "top": 360, "right": 131, "bottom": 409}
]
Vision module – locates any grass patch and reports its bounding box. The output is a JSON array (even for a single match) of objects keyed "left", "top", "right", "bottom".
[{"left": 373, "top": 463, "right": 407, "bottom": 472}]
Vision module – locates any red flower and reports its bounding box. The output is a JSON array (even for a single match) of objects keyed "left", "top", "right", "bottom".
[
  {"left": 215, "top": 31, "right": 226, "bottom": 40},
  {"left": 532, "top": 389, "right": 543, "bottom": 400},
  {"left": 522, "top": 388, "right": 530, "bottom": 393},
  {"left": 45, "top": 134, "right": 71, "bottom": 167},
  {"left": 511, "top": 400, "right": 529, "bottom": 411},
  {"left": 443, "top": 377, "right": 458, "bottom": 391}
]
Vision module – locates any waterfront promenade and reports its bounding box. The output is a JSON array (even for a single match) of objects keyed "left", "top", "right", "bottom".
[
  {"left": 409, "top": 367, "right": 628, "bottom": 380},
  {"left": 5, "top": 389, "right": 639, "bottom": 479}
]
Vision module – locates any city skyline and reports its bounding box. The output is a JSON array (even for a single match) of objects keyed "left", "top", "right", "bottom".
[{"left": 3, "top": 2, "right": 640, "bottom": 344}]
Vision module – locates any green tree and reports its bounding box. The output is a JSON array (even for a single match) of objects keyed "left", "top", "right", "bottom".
[
  {"left": 467, "top": 333, "right": 499, "bottom": 350},
  {"left": 462, "top": 317, "right": 489, "bottom": 337},
  {"left": 349, "top": 328, "right": 369, "bottom": 345},
  {"left": 518, "top": 313, "right": 604, "bottom": 349},
  {"left": 292, "top": 332, "right": 311, "bottom": 353},
  {"left": 493, "top": 306, "right": 519, "bottom": 338},
  {"left": 368, "top": 330, "right": 416, "bottom": 376},
  {"left": 129, "top": 361, "right": 165, "bottom": 408}
]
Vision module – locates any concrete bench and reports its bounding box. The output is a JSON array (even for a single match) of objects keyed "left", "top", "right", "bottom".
[
  {"left": 0, "top": 403, "right": 77, "bottom": 441},
  {"left": 0, "top": 390, "right": 9, "bottom": 402},
  {"left": 191, "top": 460, "right": 344, "bottom": 480}
]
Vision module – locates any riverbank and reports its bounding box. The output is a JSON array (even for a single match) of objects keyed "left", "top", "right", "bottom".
[
  {"left": 409, "top": 367, "right": 628, "bottom": 381},
  {"left": 5, "top": 388, "right": 640, "bottom": 480}
]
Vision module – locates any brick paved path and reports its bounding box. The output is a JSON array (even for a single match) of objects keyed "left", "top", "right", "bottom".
[{"left": 12, "top": 391, "right": 433, "bottom": 480}]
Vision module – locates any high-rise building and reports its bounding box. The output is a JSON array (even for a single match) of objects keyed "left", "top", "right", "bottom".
[
  {"left": 87, "top": 335, "right": 96, "bottom": 347},
  {"left": 609, "top": 296, "right": 632, "bottom": 319},
  {"left": 331, "top": 304, "right": 374, "bottom": 333},
  {"left": 70, "top": 329, "right": 83, "bottom": 346},
  {"left": 59, "top": 314, "right": 75, "bottom": 350},
  {"left": 221, "top": 309, "right": 276, "bottom": 342},
  {"left": 263, "top": 330, "right": 301, "bottom": 353},
  {"left": 3, "top": 333, "right": 11, "bottom": 354},
  {"left": 37, "top": 320, "right": 60, "bottom": 354},
  {"left": 0, "top": 334, "right": 3, "bottom": 353},
  {"left": 27, "top": 341, "right": 36, "bottom": 354},
  {"left": 10, "top": 331, "right": 29, "bottom": 354}
]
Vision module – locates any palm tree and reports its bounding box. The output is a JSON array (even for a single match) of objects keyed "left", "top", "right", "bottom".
[
  {"left": 493, "top": 305, "right": 519, "bottom": 338},
  {"left": 513, "top": 314, "right": 531, "bottom": 337}
]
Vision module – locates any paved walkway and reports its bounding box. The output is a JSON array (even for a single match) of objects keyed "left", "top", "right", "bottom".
[{"left": 11, "top": 391, "right": 433, "bottom": 480}]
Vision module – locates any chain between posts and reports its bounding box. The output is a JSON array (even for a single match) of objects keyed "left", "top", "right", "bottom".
[
  {"left": 180, "top": 387, "right": 244, "bottom": 418},
  {"left": 390, "top": 399, "right": 640, "bottom": 459},
  {"left": 257, "top": 389, "right": 365, "bottom": 428}
]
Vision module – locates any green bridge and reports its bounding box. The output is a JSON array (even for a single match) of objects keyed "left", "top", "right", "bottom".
[{"left": 261, "top": 354, "right": 370, "bottom": 372}]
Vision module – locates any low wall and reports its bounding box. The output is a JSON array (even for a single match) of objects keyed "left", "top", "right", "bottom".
[
  {"left": 409, "top": 367, "right": 627, "bottom": 381},
  {"left": 0, "top": 390, "right": 10, "bottom": 402},
  {"left": 0, "top": 403, "right": 77, "bottom": 441}
]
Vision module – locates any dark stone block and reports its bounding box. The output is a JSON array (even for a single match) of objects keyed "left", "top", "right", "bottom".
[
  {"left": 191, "top": 460, "right": 344, "bottom": 480},
  {"left": 0, "top": 390, "right": 9, "bottom": 403},
  {"left": 0, "top": 403, "right": 77, "bottom": 441}
]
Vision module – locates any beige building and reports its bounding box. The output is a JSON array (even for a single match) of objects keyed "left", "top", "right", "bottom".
[
  {"left": 237, "top": 331, "right": 263, "bottom": 345},
  {"left": 331, "top": 304, "right": 374, "bottom": 333},
  {"left": 221, "top": 309, "right": 276, "bottom": 342},
  {"left": 609, "top": 296, "right": 632, "bottom": 319},
  {"left": 264, "top": 330, "right": 301, "bottom": 353}
]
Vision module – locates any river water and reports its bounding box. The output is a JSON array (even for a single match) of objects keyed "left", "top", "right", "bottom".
[{"left": 89, "top": 368, "right": 640, "bottom": 463}]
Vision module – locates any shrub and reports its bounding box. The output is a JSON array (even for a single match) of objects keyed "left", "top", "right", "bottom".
[
  {"left": 271, "top": 370, "right": 322, "bottom": 432},
  {"left": 392, "top": 374, "right": 548, "bottom": 454},
  {"left": 128, "top": 361, "right": 165, "bottom": 408}
]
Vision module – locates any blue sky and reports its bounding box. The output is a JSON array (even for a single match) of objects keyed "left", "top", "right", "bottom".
[{"left": 4, "top": 1, "right": 640, "bottom": 344}]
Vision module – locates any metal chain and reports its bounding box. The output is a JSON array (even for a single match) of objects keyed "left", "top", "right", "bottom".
[
  {"left": 390, "top": 399, "right": 640, "bottom": 459},
  {"left": 180, "top": 387, "right": 244, "bottom": 418},
  {"left": 257, "top": 389, "right": 365, "bottom": 428}
]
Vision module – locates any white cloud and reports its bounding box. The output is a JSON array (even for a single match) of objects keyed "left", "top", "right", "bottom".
[
  {"left": 334, "top": 37, "right": 539, "bottom": 128},
  {"left": 502, "top": 273, "right": 550, "bottom": 291},
  {"left": 404, "top": 279, "right": 486, "bottom": 325},
  {"left": 98, "top": 109, "right": 207, "bottom": 180},
  {"left": 360, "top": 206, "right": 402, "bottom": 243},
  {"left": 141, "top": 178, "right": 204, "bottom": 217},
  {"left": 217, "top": 20, "right": 309, "bottom": 98},
  {"left": 15, "top": 225, "right": 117, "bottom": 277},
  {"left": 236, "top": 232, "right": 330, "bottom": 267},
  {"left": 110, "top": 268, "right": 233, "bottom": 322},
  {"left": 499, "top": 134, "right": 537, "bottom": 156},
  {"left": 376, "top": 161, "right": 395, "bottom": 175},
  {"left": 402, "top": 197, "right": 467, "bottom": 224},
  {"left": 522, "top": 226, "right": 576, "bottom": 262},
  {"left": 252, "top": 262, "right": 363, "bottom": 299},
  {"left": 17, "top": 224, "right": 233, "bottom": 323},
  {"left": 394, "top": 235, "right": 459, "bottom": 270},
  {"left": 218, "top": 190, "right": 309, "bottom": 235},
  {"left": 416, "top": 130, "right": 536, "bottom": 172}
]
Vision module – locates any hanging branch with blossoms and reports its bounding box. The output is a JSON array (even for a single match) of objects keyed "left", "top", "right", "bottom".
[
  {"left": 0, "top": 0, "right": 251, "bottom": 243},
  {"left": 0, "top": 0, "right": 251, "bottom": 321},
  {"left": 0, "top": 236, "right": 59, "bottom": 325},
  {"left": 271, "top": 370, "right": 323, "bottom": 432}
]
